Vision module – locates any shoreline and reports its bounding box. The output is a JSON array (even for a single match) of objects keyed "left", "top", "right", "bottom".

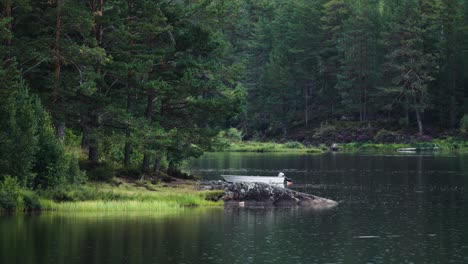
[
  {"left": 219, "top": 139, "right": 468, "bottom": 154},
  {"left": 0, "top": 179, "right": 224, "bottom": 213}
]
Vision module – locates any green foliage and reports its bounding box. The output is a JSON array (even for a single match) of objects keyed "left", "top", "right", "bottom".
[
  {"left": 40, "top": 182, "right": 223, "bottom": 211},
  {"left": 32, "top": 101, "right": 70, "bottom": 188},
  {"left": 203, "top": 190, "right": 225, "bottom": 202},
  {"left": 0, "top": 65, "right": 37, "bottom": 186},
  {"left": 340, "top": 143, "right": 410, "bottom": 152},
  {"left": 22, "top": 190, "right": 41, "bottom": 211},
  {"left": 433, "top": 137, "right": 468, "bottom": 152},
  {"left": 225, "top": 141, "right": 322, "bottom": 153},
  {"left": 0, "top": 176, "right": 23, "bottom": 211},
  {"left": 212, "top": 128, "right": 243, "bottom": 150},
  {"left": 1, "top": 0, "right": 468, "bottom": 197}
]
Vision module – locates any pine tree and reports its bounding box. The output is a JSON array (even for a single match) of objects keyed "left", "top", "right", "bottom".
[
  {"left": 337, "top": 0, "right": 380, "bottom": 122},
  {"left": 382, "top": 0, "right": 438, "bottom": 134}
]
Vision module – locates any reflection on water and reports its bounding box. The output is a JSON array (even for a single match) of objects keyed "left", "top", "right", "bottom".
[{"left": 1, "top": 153, "right": 468, "bottom": 263}]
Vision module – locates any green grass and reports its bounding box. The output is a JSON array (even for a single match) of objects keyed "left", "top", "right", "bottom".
[
  {"left": 1, "top": 181, "right": 223, "bottom": 213},
  {"left": 340, "top": 138, "right": 468, "bottom": 153},
  {"left": 225, "top": 141, "right": 325, "bottom": 153},
  {"left": 340, "top": 143, "right": 411, "bottom": 152},
  {"left": 433, "top": 138, "right": 468, "bottom": 153},
  {"left": 41, "top": 200, "right": 186, "bottom": 212}
]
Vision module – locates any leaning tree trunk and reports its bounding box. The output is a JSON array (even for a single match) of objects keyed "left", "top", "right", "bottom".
[
  {"left": 412, "top": 95, "right": 423, "bottom": 135},
  {"left": 415, "top": 108, "right": 423, "bottom": 135}
]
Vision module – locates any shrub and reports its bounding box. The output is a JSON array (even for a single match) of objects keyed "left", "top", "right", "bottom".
[
  {"left": 212, "top": 128, "right": 244, "bottom": 150},
  {"left": 204, "top": 190, "right": 225, "bottom": 202},
  {"left": 48, "top": 188, "right": 75, "bottom": 202},
  {"left": 224, "top": 128, "right": 243, "bottom": 142},
  {"left": 0, "top": 176, "right": 23, "bottom": 211},
  {"left": 22, "top": 190, "right": 41, "bottom": 211}
]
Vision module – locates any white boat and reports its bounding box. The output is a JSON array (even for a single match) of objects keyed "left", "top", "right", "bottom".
[
  {"left": 221, "top": 172, "right": 291, "bottom": 188},
  {"left": 397, "top": 147, "right": 439, "bottom": 153}
]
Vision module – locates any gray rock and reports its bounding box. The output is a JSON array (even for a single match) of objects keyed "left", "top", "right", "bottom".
[{"left": 201, "top": 181, "right": 338, "bottom": 209}]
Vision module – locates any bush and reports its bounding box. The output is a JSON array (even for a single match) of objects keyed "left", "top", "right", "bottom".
[
  {"left": 224, "top": 128, "right": 243, "bottom": 142},
  {"left": 48, "top": 188, "right": 76, "bottom": 202},
  {"left": 22, "top": 190, "right": 41, "bottom": 211},
  {"left": 204, "top": 190, "right": 224, "bottom": 202},
  {"left": 212, "top": 128, "right": 244, "bottom": 150},
  {"left": 0, "top": 176, "right": 23, "bottom": 211}
]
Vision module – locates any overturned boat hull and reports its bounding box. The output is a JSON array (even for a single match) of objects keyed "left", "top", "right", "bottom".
[{"left": 221, "top": 175, "right": 285, "bottom": 188}]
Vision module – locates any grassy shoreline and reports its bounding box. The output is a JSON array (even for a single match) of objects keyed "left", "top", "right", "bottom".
[
  {"left": 1, "top": 180, "right": 224, "bottom": 213},
  {"left": 221, "top": 138, "right": 468, "bottom": 154},
  {"left": 339, "top": 138, "right": 468, "bottom": 153},
  {"left": 222, "top": 141, "right": 326, "bottom": 153}
]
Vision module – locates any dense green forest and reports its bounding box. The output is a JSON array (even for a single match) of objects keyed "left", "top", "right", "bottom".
[
  {"left": 239, "top": 0, "right": 468, "bottom": 140},
  {"left": 0, "top": 0, "right": 467, "bottom": 195}
]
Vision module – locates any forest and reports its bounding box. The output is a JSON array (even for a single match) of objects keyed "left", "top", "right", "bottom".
[{"left": 0, "top": 0, "right": 467, "bottom": 196}]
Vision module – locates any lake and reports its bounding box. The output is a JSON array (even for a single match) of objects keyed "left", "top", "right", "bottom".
[{"left": 1, "top": 152, "right": 468, "bottom": 263}]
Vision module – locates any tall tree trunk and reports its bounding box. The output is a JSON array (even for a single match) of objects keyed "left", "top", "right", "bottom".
[
  {"left": 405, "top": 98, "right": 410, "bottom": 128},
  {"left": 89, "top": 143, "right": 99, "bottom": 163},
  {"left": 142, "top": 155, "right": 150, "bottom": 174},
  {"left": 88, "top": 109, "right": 99, "bottom": 162},
  {"left": 87, "top": 0, "right": 105, "bottom": 163},
  {"left": 413, "top": 96, "right": 423, "bottom": 135},
  {"left": 54, "top": 0, "right": 64, "bottom": 141},
  {"left": 3, "top": 3, "right": 12, "bottom": 61},
  {"left": 153, "top": 156, "right": 161, "bottom": 177},
  {"left": 304, "top": 86, "right": 308, "bottom": 126},
  {"left": 123, "top": 0, "right": 134, "bottom": 166},
  {"left": 81, "top": 122, "right": 90, "bottom": 150},
  {"left": 142, "top": 93, "right": 154, "bottom": 173},
  {"left": 124, "top": 127, "right": 131, "bottom": 166}
]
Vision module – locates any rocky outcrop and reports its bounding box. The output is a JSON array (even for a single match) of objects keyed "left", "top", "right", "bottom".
[{"left": 200, "top": 181, "right": 338, "bottom": 209}]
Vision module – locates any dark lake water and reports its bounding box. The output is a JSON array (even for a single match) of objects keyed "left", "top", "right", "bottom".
[{"left": 2, "top": 152, "right": 468, "bottom": 264}]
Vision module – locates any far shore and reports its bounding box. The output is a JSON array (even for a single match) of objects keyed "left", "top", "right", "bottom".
[{"left": 217, "top": 139, "right": 468, "bottom": 153}]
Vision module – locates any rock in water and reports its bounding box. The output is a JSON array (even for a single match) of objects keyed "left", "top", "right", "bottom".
[{"left": 200, "top": 181, "right": 338, "bottom": 209}]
